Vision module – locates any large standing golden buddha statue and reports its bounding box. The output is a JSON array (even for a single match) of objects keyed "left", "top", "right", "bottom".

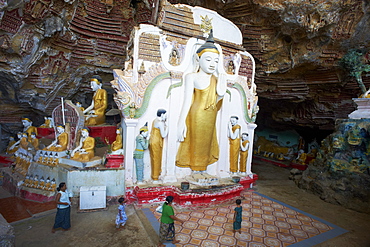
[{"left": 176, "top": 31, "right": 226, "bottom": 171}]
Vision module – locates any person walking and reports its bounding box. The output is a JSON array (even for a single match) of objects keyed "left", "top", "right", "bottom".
[
  {"left": 233, "top": 199, "right": 243, "bottom": 234},
  {"left": 52, "top": 182, "right": 71, "bottom": 233},
  {"left": 158, "top": 196, "right": 184, "bottom": 247}
]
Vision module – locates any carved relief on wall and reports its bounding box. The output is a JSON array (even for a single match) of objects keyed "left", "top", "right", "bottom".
[
  {"left": 0, "top": 34, "right": 11, "bottom": 50},
  {"left": 138, "top": 33, "right": 161, "bottom": 63},
  {"left": 0, "top": 9, "right": 22, "bottom": 34},
  {"left": 332, "top": 2, "right": 363, "bottom": 40},
  {"left": 18, "top": 27, "right": 36, "bottom": 56},
  {"left": 28, "top": 52, "right": 69, "bottom": 89},
  {"left": 238, "top": 53, "right": 254, "bottom": 78},
  {"left": 23, "top": 0, "right": 51, "bottom": 24}
]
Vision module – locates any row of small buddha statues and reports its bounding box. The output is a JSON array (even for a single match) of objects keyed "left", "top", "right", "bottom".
[
  {"left": 14, "top": 153, "right": 33, "bottom": 176},
  {"left": 38, "top": 151, "right": 60, "bottom": 166},
  {"left": 23, "top": 175, "right": 57, "bottom": 191}
]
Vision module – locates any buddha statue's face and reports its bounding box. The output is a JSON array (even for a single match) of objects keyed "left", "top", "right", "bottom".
[
  {"left": 81, "top": 129, "right": 89, "bottom": 138},
  {"left": 57, "top": 126, "right": 64, "bottom": 133},
  {"left": 116, "top": 129, "right": 120, "bottom": 134},
  {"left": 161, "top": 112, "right": 167, "bottom": 121},
  {"left": 230, "top": 117, "right": 237, "bottom": 126},
  {"left": 242, "top": 134, "right": 248, "bottom": 141},
  {"left": 17, "top": 133, "right": 22, "bottom": 138},
  {"left": 90, "top": 80, "right": 100, "bottom": 91},
  {"left": 199, "top": 51, "right": 219, "bottom": 74},
  {"left": 141, "top": 131, "right": 148, "bottom": 138},
  {"left": 22, "top": 120, "right": 31, "bottom": 128}
]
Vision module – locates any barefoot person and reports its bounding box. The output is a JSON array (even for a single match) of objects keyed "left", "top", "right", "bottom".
[
  {"left": 115, "top": 197, "right": 128, "bottom": 230},
  {"left": 52, "top": 182, "right": 71, "bottom": 233},
  {"left": 233, "top": 199, "right": 243, "bottom": 234},
  {"left": 158, "top": 196, "right": 184, "bottom": 247}
]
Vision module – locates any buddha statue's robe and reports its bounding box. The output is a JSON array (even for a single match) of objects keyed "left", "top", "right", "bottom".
[
  {"left": 25, "top": 126, "right": 38, "bottom": 137},
  {"left": 229, "top": 124, "right": 241, "bottom": 173},
  {"left": 149, "top": 123, "right": 163, "bottom": 180},
  {"left": 72, "top": 137, "right": 95, "bottom": 162},
  {"left": 39, "top": 119, "right": 51, "bottom": 128},
  {"left": 20, "top": 137, "right": 29, "bottom": 150},
  {"left": 85, "top": 89, "right": 107, "bottom": 126},
  {"left": 45, "top": 132, "right": 68, "bottom": 151},
  {"left": 6, "top": 140, "right": 17, "bottom": 154},
  {"left": 111, "top": 134, "right": 123, "bottom": 151},
  {"left": 176, "top": 76, "right": 222, "bottom": 171},
  {"left": 31, "top": 138, "right": 39, "bottom": 150},
  {"left": 239, "top": 139, "right": 250, "bottom": 173}
]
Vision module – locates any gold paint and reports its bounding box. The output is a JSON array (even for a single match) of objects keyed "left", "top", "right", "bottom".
[
  {"left": 176, "top": 75, "right": 221, "bottom": 171},
  {"left": 197, "top": 48, "right": 219, "bottom": 57}
]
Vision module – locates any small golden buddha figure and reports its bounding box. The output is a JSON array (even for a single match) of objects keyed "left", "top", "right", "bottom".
[
  {"left": 30, "top": 132, "right": 39, "bottom": 151},
  {"left": 76, "top": 102, "right": 85, "bottom": 112},
  {"left": 111, "top": 128, "right": 123, "bottom": 152},
  {"left": 24, "top": 174, "right": 31, "bottom": 187},
  {"left": 129, "top": 102, "right": 137, "bottom": 118},
  {"left": 227, "top": 60, "right": 235, "bottom": 75},
  {"left": 38, "top": 151, "right": 44, "bottom": 163},
  {"left": 44, "top": 125, "right": 69, "bottom": 152},
  {"left": 44, "top": 177, "right": 51, "bottom": 190},
  {"left": 6, "top": 136, "right": 16, "bottom": 154},
  {"left": 37, "top": 176, "right": 45, "bottom": 189},
  {"left": 50, "top": 178, "right": 57, "bottom": 191},
  {"left": 32, "top": 175, "right": 39, "bottom": 188},
  {"left": 71, "top": 128, "right": 95, "bottom": 162},
  {"left": 46, "top": 153, "right": 53, "bottom": 165},
  {"left": 28, "top": 175, "right": 34, "bottom": 187},
  {"left": 296, "top": 149, "right": 307, "bottom": 165},
  {"left": 9, "top": 132, "right": 22, "bottom": 154},
  {"left": 84, "top": 75, "right": 108, "bottom": 126},
  {"left": 169, "top": 48, "right": 180, "bottom": 66},
  {"left": 52, "top": 153, "right": 59, "bottom": 166},
  {"left": 39, "top": 116, "right": 51, "bottom": 128},
  {"left": 20, "top": 133, "right": 29, "bottom": 150}
]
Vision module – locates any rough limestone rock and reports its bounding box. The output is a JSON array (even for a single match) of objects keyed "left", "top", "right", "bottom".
[{"left": 0, "top": 214, "right": 14, "bottom": 247}]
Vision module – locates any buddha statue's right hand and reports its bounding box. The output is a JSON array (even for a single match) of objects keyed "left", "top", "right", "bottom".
[{"left": 177, "top": 123, "right": 187, "bottom": 142}]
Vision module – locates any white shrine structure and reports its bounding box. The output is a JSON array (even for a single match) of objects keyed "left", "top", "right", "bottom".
[{"left": 111, "top": 2, "right": 258, "bottom": 187}]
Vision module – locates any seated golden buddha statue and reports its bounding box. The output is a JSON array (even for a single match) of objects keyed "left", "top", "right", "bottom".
[
  {"left": 6, "top": 136, "right": 16, "bottom": 154},
  {"left": 39, "top": 116, "right": 51, "bottom": 128},
  {"left": 22, "top": 117, "right": 37, "bottom": 137},
  {"left": 111, "top": 128, "right": 123, "bottom": 152},
  {"left": 83, "top": 75, "right": 108, "bottom": 126},
  {"left": 44, "top": 125, "right": 69, "bottom": 152},
  {"left": 71, "top": 128, "right": 95, "bottom": 162}
]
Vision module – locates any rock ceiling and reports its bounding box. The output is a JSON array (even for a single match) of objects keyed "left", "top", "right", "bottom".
[{"left": 0, "top": 0, "right": 369, "bottom": 139}]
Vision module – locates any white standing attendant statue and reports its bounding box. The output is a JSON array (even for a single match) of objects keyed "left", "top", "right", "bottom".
[
  {"left": 239, "top": 133, "right": 250, "bottom": 176},
  {"left": 149, "top": 109, "right": 169, "bottom": 183},
  {"left": 228, "top": 116, "right": 241, "bottom": 175}
]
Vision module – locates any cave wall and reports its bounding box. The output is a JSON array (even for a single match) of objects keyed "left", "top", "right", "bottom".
[{"left": 0, "top": 0, "right": 369, "bottom": 140}]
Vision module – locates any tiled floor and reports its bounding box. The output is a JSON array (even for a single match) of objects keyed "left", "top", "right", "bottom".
[
  {"left": 145, "top": 190, "right": 347, "bottom": 247},
  {"left": 0, "top": 196, "right": 56, "bottom": 223}
]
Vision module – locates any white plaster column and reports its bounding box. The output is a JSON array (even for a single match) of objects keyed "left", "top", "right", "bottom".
[
  {"left": 216, "top": 93, "right": 231, "bottom": 178},
  {"left": 162, "top": 78, "right": 181, "bottom": 183},
  {"left": 247, "top": 123, "right": 257, "bottom": 177},
  {"left": 124, "top": 119, "right": 139, "bottom": 186}
]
